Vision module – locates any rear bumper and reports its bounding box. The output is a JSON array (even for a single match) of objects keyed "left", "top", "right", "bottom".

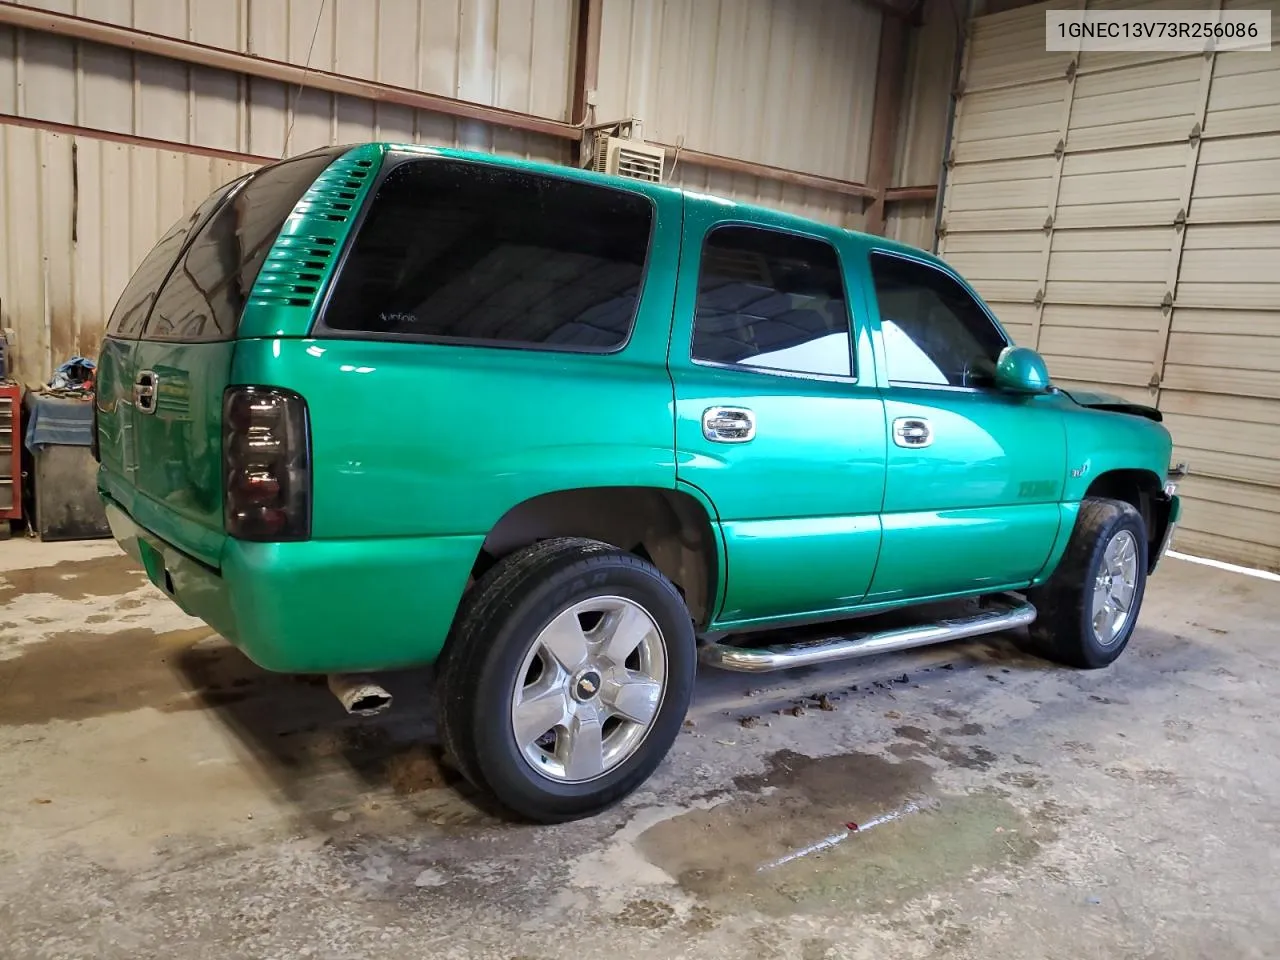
[{"left": 104, "top": 498, "right": 482, "bottom": 673}]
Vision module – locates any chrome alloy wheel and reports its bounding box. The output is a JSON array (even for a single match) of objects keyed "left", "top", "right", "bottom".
[
  {"left": 510, "top": 596, "right": 667, "bottom": 783},
  {"left": 1092, "top": 529, "right": 1139, "bottom": 647}
]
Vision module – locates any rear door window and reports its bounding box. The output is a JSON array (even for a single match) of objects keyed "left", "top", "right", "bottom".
[
  {"left": 692, "top": 225, "right": 853, "bottom": 378},
  {"left": 320, "top": 158, "right": 654, "bottom": 351},
  {"left": 104, "top": 181, "right": 240, "bottom": 338},
  {"left": 142, "top": 151, "right": 340, "bottom": 343}
]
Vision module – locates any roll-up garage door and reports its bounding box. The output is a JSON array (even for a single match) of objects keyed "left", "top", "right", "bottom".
[{"left": 938, "top": 0, "right": 1280, "bottom": 571}]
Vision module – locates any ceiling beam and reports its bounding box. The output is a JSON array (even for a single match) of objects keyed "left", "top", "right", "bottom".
[{"left": 884, "top": 185, "right": 938, "bottom": 203}]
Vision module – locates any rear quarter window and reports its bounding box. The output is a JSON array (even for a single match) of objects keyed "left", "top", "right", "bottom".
[{"left": 319, "top": 158, "right": 654, "bottom": 352}]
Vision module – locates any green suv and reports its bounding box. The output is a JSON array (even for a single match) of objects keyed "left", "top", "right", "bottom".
[{"left": 95, "top": 142, "right": 1182, "bottom": 822}]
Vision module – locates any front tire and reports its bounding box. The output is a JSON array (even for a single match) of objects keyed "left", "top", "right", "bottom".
[
  {"left": 1026, "top": 498, "right": 1148, "bottom": 669},
  {"left": 437, "top": 538, "right": 696, "bottom": 823}
]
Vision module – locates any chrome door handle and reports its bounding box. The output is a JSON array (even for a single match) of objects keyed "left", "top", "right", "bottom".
[
  {"left": 892, "top": 416, "right": 932, "bottom": 448},
  {"left": 134, "top": 369, "right": 158, "bottom": 415},
  {"left": 702, "top": 406, "right": 756, "bottom": 443}
]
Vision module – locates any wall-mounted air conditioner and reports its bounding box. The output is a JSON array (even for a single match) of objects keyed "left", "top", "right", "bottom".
[{"left": 582, "top": 119, "right": 666, "bottom": 184}]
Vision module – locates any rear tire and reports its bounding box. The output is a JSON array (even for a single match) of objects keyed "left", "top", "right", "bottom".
[
  {"left": 1026, "top": 498, "right": 1148, "bottom": 669},
  {"left": 436, "top": 537, "right": 696, "bottom": 823}
]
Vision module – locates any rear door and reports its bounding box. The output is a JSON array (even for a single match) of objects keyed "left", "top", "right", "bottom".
[
  {"left": 96, "top": 181, "right": 242, "bottom": 508},
  {"left": 669, "top": 205, "right": 887, "bottom": 628},
  {"left": 128, "top": 151, "right": 340, "bottom": 567},
  {"left": 861, "top": 249, "right": 1067, "bottom": 602}
]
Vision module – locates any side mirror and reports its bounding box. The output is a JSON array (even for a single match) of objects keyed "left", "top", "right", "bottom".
[{"left": 994, "top": 346, "right": 1051, "bottom": 394}]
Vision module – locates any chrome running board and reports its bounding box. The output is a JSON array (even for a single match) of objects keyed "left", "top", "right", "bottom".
[{"left": 698, "top": 595, "right": 1037, "bottom": 673}]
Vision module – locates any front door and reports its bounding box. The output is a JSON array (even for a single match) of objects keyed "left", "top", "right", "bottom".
[
  {"left": 861, "top": 249, "right": 1067, "bottom": 603},
  {"left": 670, "top": 210, "right": 887, "bottom": 628}
]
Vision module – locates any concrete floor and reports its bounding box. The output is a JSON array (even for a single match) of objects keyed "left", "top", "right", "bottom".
[{"left": 0, "top": 540, "right": 1277, "bottom": 960}]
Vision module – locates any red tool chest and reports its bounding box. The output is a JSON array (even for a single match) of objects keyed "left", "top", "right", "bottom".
[{"left": 0, "top": 381, "right": 21, "bottom": 521}]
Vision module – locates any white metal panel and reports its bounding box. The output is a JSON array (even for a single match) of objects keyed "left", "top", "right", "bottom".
[
  {"left": 943, "top": 155, "right": 1055, "bottom": 231},
  {"left": 668, "top": 164, "right": 866, "bottom": 232},
  {"left": 22, "top": 30, "right": 76, "bottom": 124},
  {"left": 0, "top": 124, "right": 260, "bottom": 386},
  {"left": 0, "top": 27, "right": 14, "bottom": 114},
  {"left": 951, "top": 80, "right": 1065, "bottom": 164},
  {"left": 1191, "top": 133, "right": 1280, "bottom": 224},
  {"left": 0, "top": 7, "right": 580, "bottom": 162},
  {"left": 963, "top": 0, "right": 1075, "bottom": 91},
  {"left": 593, "top": 0, "right": 880, "bottom": 183},
  {"left": 15, "top": 0, "right": 577, "bottom": 119},
  {"left": 1045, "top": 226, "right": 1170, "bottom": 306},
  {"left": 988, "top": 300, "right": 1038, "bottom": 345},
  {"left": 1177, "top": 222, "right": 1280, "bottom": 311},
  {"left": 943, "top": 230, "right": 1044, "bottom": 303},
  {"left": 1076, "top": 0, "right": 1218, "bottom": 74},
  {"left": 884, "top": 200, "right": 936, "bottom": 251},
  {"left": 1, "top": 124, "right": 46, "bottom": 382},
  {"left": 1068, "top": 55, "right": 1202, "bottom": 153},
  {"left": 1055, "top": 143, "right": 1186, "bottom": 228},
  {"left": 285, "top": 0, "right": 336, "bottom": 154},
  {"left": 1039, "top": 302, "right": 1166, "bottom": 391},
  {"left": 895, "top": 0, "right": 958, "bottom": 189},
  {"left": 1204, "top": 29, "right": 1280, "bottom": 139}
]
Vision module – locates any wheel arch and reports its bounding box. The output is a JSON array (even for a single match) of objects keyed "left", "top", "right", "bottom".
[
  {"left": 473, "top": 486, "right": 723, "bottom": 628},
  {"left": 1083, "top": 467, "right": 1169, "bottom": 571}
]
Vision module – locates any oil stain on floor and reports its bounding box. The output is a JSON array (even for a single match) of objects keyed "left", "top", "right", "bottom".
[
  {"left": 637, "top": 749, "right": 1049, "bottom": 917},
  {"left": 0, "top": 556, "right": 147, "bottom": 605},
  {"left": 0, "top": 626, "right": 235, "bottom": 725}
]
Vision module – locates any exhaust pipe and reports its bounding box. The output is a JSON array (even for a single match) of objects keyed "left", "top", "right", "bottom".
[{"left": 327, "top": 674, "right": 393, "bottom": 716}]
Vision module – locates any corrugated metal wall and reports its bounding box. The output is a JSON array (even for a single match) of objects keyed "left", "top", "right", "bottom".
[
  {"left": 0, "top": 0, "right": 576, "bottom": 156},
  {"left": 668, "top": 163, "right": 870, "bottom": 232},
  {"left": 592, "top": 0, "right": 887, "bottom": 230},
  {"left": 0, "top": 0, "right": 954, "bottom": 386},
  {"left": 594, "top": 0, "right": 881, "bottom": 181},
  {"left": 938, "top": 0, "right": 1280, "bottom": 571},
  {"left": 0, "top": 0, "right": 579, "bottom": 384},
  {"left": 0, "top": 123, "right": 258, "bottom": 382}
]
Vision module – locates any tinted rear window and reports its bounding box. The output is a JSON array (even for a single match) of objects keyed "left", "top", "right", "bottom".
[
  {"left": 105, "top": 180, "right": 240, "bottom": 337},
  {"left": 692, "top": 225, "right": 852, "bottom": 378},
  {"left": 142, "top": 151, "right": 340, "bottom": 342},
  {"left": 320, "top": 158, "right": 654, "bottom": 351}
]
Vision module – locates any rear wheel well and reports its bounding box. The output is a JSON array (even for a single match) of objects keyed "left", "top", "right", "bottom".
[
  {"left": 1084, "top": 468, "right": 1165, "bottom": 562},
  {"left": 472, "top": 487, "right": 720, "bottom": 627}
]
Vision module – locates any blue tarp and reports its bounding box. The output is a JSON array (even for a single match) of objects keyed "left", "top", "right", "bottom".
[{"left": 25, "top": 393, "right": 94, "bottom": 451}]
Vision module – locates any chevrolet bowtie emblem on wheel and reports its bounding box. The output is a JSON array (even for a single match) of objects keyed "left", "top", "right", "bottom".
[{"left": 573, "top": 671, "right": 602, "bottom": 701}]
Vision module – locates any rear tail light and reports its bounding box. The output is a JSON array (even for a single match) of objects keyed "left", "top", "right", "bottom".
[{"left": 222, "top": 386, "right": 310, "bottom": 541}]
